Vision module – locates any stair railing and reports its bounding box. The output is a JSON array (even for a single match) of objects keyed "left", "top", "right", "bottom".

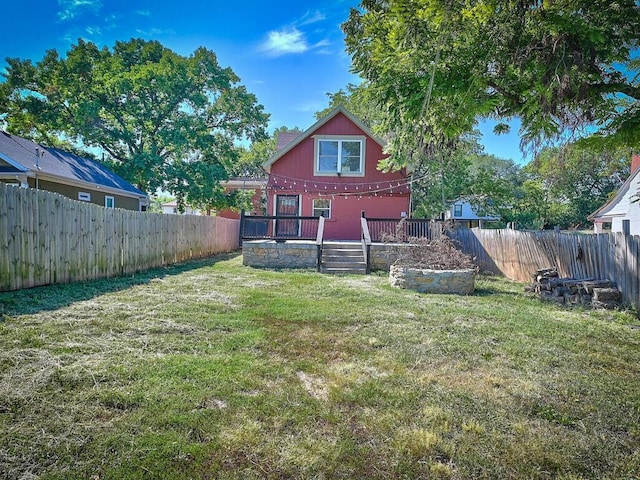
[
  {"left": 315, "top": 215, "right": 325, "bottom": 272},
  {"left": 360, "top": 211, "right": 372, "bottom": 274}
]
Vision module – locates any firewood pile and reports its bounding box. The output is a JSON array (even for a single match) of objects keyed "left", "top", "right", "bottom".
[{"left": 527, "top": 268, "right": 622, "bottom": 309}]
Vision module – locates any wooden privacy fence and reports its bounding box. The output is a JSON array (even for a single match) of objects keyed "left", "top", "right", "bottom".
[
  {"left": 452, "top": 228, "right": 640, "bottom": 312},
  {"left": 0, "top": 184, "right": 240, "bottom": 292}
]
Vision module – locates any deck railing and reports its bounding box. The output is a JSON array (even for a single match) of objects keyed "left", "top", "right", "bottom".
[
  {"left": 365, "top": 217, "right": 438, "bottom": 242},
  {"left": 240, "top": 213, "right": 322, "bottom": 241},
  {"left": 360, "top": 213, "right": 372, "bottom": 274},
  {"left": 316, "top": 216, "right": 325, "bottom": 272},
  {"left": 240, "top": 213, "right": 438, "bottom": 244}
]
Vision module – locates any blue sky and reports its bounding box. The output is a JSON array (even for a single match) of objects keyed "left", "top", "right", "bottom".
[{"left": 0, "top": 0, "right": 527, "bottom": 164}]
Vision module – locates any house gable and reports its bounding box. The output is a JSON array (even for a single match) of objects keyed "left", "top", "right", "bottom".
[
  {"left": 589, "top": 156, "right": 640, "bottom": 234},
  {"left": 264, "top": 107, "right": 400, "bottom": 186},
  {"left": 0, "top": 152, "right": 29, "bottom": 173},
  {"left": 263, "top": 106, "right": 385, "bottom": 174}
]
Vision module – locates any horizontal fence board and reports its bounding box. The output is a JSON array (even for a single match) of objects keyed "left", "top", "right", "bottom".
[
  {"left": 452, "top": 228, "right": 640, "bottom": 312},
  {"left": 0, "top": 184, "right": 240, "bottom": 292}
]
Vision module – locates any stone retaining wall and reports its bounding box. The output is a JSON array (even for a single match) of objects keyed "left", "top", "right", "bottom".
[
  {"left": 243, "top": 241, "right": 401, "bottom": 271},
  {"left": 390, "top": 265, "right": 476, "bottom": 294},
  {"left": 242, "top": 241, "right": 457, "bottom": 275},
  {"left": 370, "top": 244, "right": 411, "bottom": 271},
  {"left": 242, "top": 240, "right": 317, "bottom": 269}
]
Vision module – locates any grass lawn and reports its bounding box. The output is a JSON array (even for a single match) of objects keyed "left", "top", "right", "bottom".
[{"left": 1, "top": 253, "right": 639, "bottom": 479}]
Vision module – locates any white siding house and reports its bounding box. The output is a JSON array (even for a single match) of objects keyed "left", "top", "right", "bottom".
[
  {"left": 589, "top": 155, "right": 640, "bottom": 235},
  {"left": 445, "top": 199, "right": 500, "bottom": 227},
  {"left": 161, "top": 200, "right": 201, "bottom": 215}
]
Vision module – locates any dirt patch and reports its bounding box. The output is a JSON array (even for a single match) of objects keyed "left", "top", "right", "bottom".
[{"left": 297, "top": 371, "right": 329, "bottom": 401}]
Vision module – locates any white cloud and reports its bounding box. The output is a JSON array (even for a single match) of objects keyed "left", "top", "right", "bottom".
[
  {"left": 297, "top": 10, "right": 326, "bottom": 26},
  {"left": 295, "top": 101, "right": 326, "bottom": 113},
  {"left": 136, "top": 10, "right": 151, "bottom": 17},
  {"left": 57, "top": 0, "right": 103, "bottom": 21},
  {"left": 84, "top": 26, "right": 102, "bottom": 36},
  {"left": 260, "top": 27, "right": 309, "bottom": 57},
  {"left": 313, "top": 39, "right": 331, "bottom": 48},
  {"left": 135, "top": 28, "right": 175, "bottom": 37},
  {"left": 259, "top": 27, "right": 333, "bottom": 58}
]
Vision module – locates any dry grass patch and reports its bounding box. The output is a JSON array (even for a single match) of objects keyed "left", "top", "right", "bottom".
[{"left": 1, "top": 255, "right": 639, "bottom": 479}]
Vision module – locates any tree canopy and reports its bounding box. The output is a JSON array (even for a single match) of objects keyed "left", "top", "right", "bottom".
[
  {"left": 523, "top": 144, "right": 629, "bottom": 228},
  {"left": 314, "top": 82, "right": 384, "bottom": 129},
  {"left": 230, "top": 126, "right": 302, "bottom": 180},
  {"left": 0, "top": 38, "right": 269, "bottom": 209},
  {"left": 342, "top": 0, "right": 640, "bottom": 164}
]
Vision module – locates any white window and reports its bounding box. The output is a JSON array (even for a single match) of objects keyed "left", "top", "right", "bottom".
[
  {"left": 454, "top": 203, "right": 463, "bottom": 217},
  {"left": 105, "top": 196, "right": 115, "bottom": 209},
  {"left": 314, "top": 136, "right": 365, "bottom": 176},
  {"left": 78, "top": 192, "right": 91, "bottom": 202},
  {"left": 313, "top": 199, "right": 331, "bottom": 218}
]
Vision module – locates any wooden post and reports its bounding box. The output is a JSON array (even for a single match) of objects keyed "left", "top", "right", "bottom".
[
  {"left": 622, "top": 219, "right": 630, "bottom": 236},
  {"left": 239, "top": 209, "right": 245, "bottom": 247}
]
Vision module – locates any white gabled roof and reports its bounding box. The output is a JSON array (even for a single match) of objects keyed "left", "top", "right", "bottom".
[
  {"left": 262, "top": 105, "right": 385, "bottom": 173},
  {"left": 588, "top": 167, "right": 640, "bottom": 221}
]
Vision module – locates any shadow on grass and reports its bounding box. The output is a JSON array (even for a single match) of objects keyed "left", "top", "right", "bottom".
[{"left": 0, "top": 252, "right": 240, "bottom": 317}]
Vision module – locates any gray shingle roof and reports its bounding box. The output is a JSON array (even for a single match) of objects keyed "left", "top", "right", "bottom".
[
  {"left": 0, "top": 131, "right": 146, "bottom": 197},
  {"left": 275, "top": 131, "right": 302, "bottom": 151}
]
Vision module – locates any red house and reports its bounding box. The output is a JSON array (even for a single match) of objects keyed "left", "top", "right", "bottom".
[{"left": 263, "top": 106, "right": 411, "bottom": 240}]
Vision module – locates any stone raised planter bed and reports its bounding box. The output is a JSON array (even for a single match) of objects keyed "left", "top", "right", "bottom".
[{"left": 390, "top": 264, "right": 476, "bottom": 294}]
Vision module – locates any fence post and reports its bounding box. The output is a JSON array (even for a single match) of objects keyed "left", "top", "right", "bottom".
[
  {"left": 239, "top": 209, "right": 245, "bottom": 247},
  {"left": 622, "top": 219, "right": 630, "bottom": 236}
]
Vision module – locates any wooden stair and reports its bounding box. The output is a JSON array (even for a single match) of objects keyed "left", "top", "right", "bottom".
[{"left": 320, "top": 242, "right": 367, "bottom": 275}]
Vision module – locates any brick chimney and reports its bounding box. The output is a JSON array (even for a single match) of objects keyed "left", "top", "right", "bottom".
[{"left": 632, "top": 153, "right": 640, "bottom": 174}]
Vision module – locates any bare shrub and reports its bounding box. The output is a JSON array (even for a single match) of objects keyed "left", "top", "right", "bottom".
[{"left": 382, "top": 221, "right": 476, "bottom": 270}]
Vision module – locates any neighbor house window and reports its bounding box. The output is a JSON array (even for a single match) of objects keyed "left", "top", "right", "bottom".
[
  {"left": 313, "top": 199, "right": 331, "bottom": 218},
  {"left": 78, "top": 192, "right": 91, "bottom": 202},
  {"left": 453, "top": 203, "right": 463, "bottom": 217},
  {"left": 105, "top": 196, "right": 115, "bottom": 209},
  {"left": 315, "top": 136, "right": 365, "bottom": 176}
]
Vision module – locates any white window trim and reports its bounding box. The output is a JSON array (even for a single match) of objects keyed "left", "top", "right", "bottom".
[
  {"left": 312, "top": 198, "right": 331, "bottom": 218},
  {"left": 78, "top": 192, "right": 91, "bottom": 202},
  {"left": 453, "top": 203, "right": 463, "bottom": 217},
  {"left": 313, "top": 135, "right": 366, "bottom": 177},
  {"left": 105, "top": 195, "right": 115, "bottom": 209}
]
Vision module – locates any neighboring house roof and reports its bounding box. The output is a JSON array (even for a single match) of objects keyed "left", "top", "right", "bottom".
[
  {"left": 263, "top": 106, "right": 386, "bottom": 173},
  {"left": 275, "top": 131, "right": 302, "bottom": 151},
  {"left": 0, "top": 131, "right": 146, "bottom": 198},
  {"left": 588, "top": 166, "right": 640, "bottom": 222},
  {"left": 221, "top": 177, "right": 267, "bottom": 190}
]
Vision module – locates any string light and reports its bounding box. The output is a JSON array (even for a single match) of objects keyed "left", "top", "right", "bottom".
[{"left": 265, "top": 172, "right": 422, "bottom": 197}]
